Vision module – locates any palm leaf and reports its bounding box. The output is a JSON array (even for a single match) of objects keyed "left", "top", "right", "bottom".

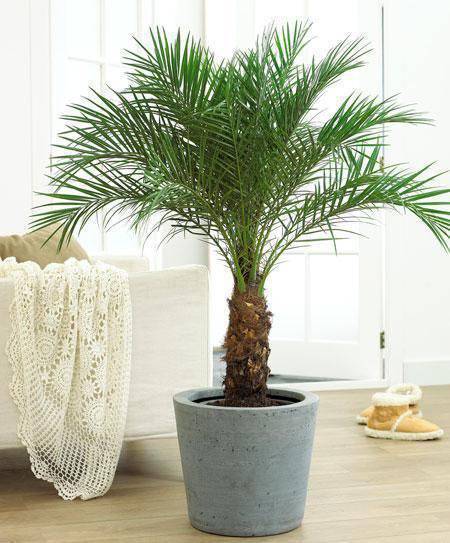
[{"left": 32, "top": 22, "right": 449, "bottom": 293}]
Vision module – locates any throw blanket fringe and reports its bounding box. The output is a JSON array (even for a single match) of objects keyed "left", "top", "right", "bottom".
[{"left": 1, "top": 258, "right": 132, "bottom": 500}]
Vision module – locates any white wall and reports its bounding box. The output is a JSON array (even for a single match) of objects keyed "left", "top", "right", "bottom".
[
  {"left": 0, "top": 0, "right": 52, "bottom": 236},
  {"left": 0, "top": 1, "right": 33, "bottom": 234},
  {"left": 384, "top": 0, "right": 450, "bottom": 384}
]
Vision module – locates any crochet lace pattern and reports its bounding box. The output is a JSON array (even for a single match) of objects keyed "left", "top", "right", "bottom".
[{"left": 1, "top": 257, "right": 132, "bottom": 500}]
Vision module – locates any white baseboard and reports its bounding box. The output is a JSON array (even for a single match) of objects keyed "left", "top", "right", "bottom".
[
  {"left": 271, "top": 379, "right": 388, "bottom": 392},
  {"left": 403, "top": 359, "right": 450, "bottom": 385}
]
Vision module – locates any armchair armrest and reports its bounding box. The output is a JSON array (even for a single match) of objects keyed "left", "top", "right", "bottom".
[{"left": 124, "top": 264, "right": 212, "bottom": 438}]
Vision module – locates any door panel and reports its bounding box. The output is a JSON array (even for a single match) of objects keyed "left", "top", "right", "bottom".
[{"left": 268, "top": 222, "right": 383, "bottom": 380}]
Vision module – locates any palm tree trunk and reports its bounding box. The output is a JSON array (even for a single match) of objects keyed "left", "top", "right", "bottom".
[{"left": 222, "top": 284, "right": 272, "bottom": 407}]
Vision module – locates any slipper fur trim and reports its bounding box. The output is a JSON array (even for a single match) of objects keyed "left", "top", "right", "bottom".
[
  {"left": 372, "top": 392, "right": 410, "bottom": 407},
  {"left": 365, "top": 427, "right": 444, "bottom": 441},
  {"left": 387, "top": 383, "right": 422, "bottom": 404},
  {"left": 391, "top": 409, "right": 412, "bottom": 432}
]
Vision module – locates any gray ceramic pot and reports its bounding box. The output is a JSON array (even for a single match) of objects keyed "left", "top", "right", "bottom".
[{"left": 173, "top": 387, "right": 319, "bottom": 537}]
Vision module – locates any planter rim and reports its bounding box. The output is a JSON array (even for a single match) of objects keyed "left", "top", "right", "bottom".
[{"left": 174, "top": 386, "right": 319, "bottom": 412}]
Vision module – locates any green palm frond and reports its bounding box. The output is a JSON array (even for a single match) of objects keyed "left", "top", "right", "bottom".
[{"left": 32, "top": 22, "right": 449, "bottom": 293}]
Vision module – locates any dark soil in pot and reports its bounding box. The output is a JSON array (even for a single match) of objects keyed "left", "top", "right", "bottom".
[{"left": 204, "top": 393, "right": 298, "bottom": 407}]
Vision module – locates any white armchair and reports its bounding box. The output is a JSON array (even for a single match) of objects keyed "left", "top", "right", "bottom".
[{"left": 0, "top": 256, "right": 212, "bottom": 449}]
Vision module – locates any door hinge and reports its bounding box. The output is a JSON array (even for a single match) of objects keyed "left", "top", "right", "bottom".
[{"left": 379, "top": 330, "right": 386, "bottom": 350}]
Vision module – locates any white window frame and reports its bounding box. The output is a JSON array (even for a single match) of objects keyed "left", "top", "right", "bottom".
[{"left": 48, "top": 0, "right": 159, "bottom": 258}]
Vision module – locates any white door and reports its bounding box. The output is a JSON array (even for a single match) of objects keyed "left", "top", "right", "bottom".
[
  {"left": 210, "top": 0, "right": 385, "bottom": 381},
  {"left": 266, "top": 224, "right": 383, "bottom": 380}
]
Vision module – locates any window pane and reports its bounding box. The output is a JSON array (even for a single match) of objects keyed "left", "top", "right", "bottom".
[
  {"left": 266, "top": 255, "right": 306, "bottom": 341},
  {"left": 156, "top": 0, "right": 204, "bottom": 38},
  {"left": 104, "top": 0, "right": 138, "bottom": 62},
  {"left": 301, "top": 225, "right": 360, "bottom": 253},
  {"left": 104, "top": 65, "right": 129, "bottom": 94},
  {"left": 204, "top": 1, "right": 238, "bottom": 58},
  {"left": 77, "top": 217, "right": 103, "bottom": 254},
  {"left": 64, "top": 59, "right": 101, "bottom": 105},
  {"left": 255, "top": 0, "right": 306, "bottom": 31},
  {"left": 55, "top": 59, "right": 101, "bottom": 136},
  {"left": 140, "top": 0, "right": 155, "bottom": 33},
  {"left": 67, "top": 0, "right": 100, "bottom": 58},
  {"left": 306, "top": 0, "right": 366, "bottom": 124},
  {"left": 309, "top": 254, "right": 359, "bottom": 341},
  {"left": 105, "top": 225, "right": 141, "bottom": 255}
]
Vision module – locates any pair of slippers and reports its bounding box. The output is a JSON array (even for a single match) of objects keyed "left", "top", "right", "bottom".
[{"left": 357, "top": 384, "right": 443, "bottom": 441}]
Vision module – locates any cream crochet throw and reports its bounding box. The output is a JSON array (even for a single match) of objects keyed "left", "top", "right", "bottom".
[{"left": 1, "top": 257, "right": 132, "bottom": 500}]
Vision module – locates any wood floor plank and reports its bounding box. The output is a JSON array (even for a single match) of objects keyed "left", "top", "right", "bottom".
[{"left": 1, "top": 385, "right": 450, "bottom": 542}]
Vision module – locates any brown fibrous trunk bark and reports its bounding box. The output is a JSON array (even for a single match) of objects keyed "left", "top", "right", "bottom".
[{"left": 222, "top": 284, "right": 273, "bottom": 407}]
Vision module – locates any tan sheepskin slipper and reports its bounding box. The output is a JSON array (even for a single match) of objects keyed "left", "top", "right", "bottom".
[
  {"left": 356, "top": 383, "right": 422, "bottom": 425},
  {"left": 365, "top": 392, "right": 443, "bottom": 441}
]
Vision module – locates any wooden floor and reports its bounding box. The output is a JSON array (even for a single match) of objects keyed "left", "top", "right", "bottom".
[{"left": 1, "top": 386, "right": 450, "bottom": 542}]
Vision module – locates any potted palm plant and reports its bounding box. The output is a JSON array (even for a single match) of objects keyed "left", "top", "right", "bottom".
[{"left": 33, "top": 23, "right": 449, "bottom": 536}]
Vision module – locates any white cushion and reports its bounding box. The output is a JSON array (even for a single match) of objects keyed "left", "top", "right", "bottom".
[{"left": 92, "top": 254, "right": 151, "bottom": 273}]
